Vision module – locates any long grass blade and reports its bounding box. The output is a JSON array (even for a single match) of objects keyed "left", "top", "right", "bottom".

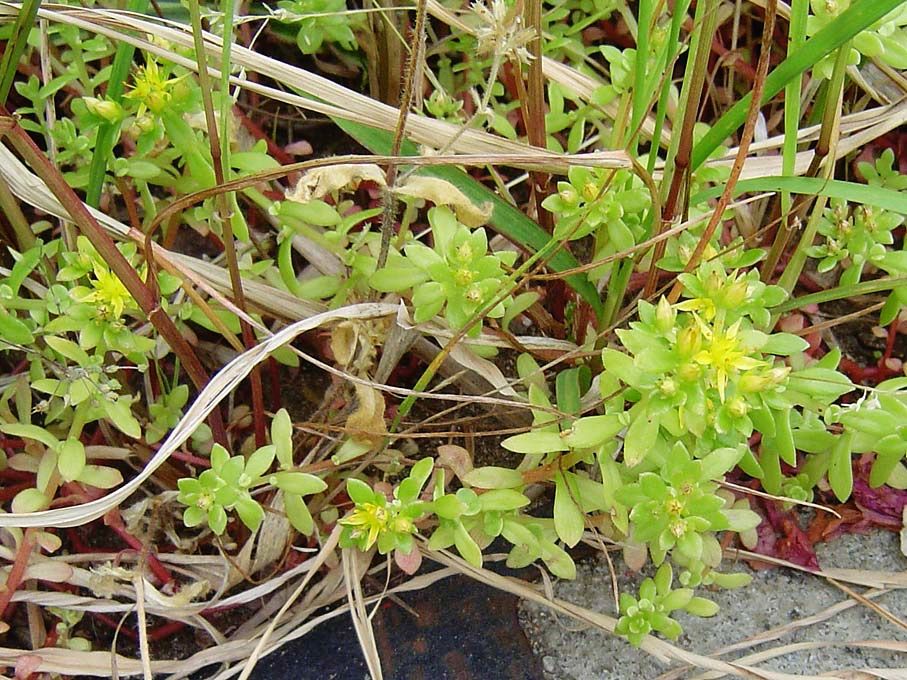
[
  {"left": 692, "top": 176, "right": 907, "bottom": 214},
  {"left": 335, "top": 117, "right": 606, "bottom": 318},
  {"left": 691, "top": 0, "right": 905, "bottom": 170},
  {"left": 0, "top": 0, "right": 41, "bottom": 103}
]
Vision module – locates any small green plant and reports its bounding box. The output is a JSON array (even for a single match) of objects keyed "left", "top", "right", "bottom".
[
  {"left": 805, "top": 198, "right": 904, "bottom": 286},
  {"left": 340, "top": 456, "right": 433, "bottom": 556},
  {"left": 807, "top": 0, "right": 907, "bottom": 79},
  {"left": 615, "top": 563, "right": 718, "bottom": 647},
  {"left": 371, "top": 206, "right": 518, "bottom": 336},
  {"left": 177, "top": 409, "right": 327, "bottom": 535},
  {"left": 273, "top": 0, "right": 361, "bottom": 55}
]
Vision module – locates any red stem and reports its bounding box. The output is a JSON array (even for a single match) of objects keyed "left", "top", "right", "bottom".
[
  {"left": 881, "top": 319, "right": 899, "bottom": 365},
  {"left": 0, "top": 531, "right": 35, "bottom": 621},
  {"left": 103, "top": 511, "right": 174, "bottom": 585}
]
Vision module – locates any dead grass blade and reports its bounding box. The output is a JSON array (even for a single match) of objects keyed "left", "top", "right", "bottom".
[
  {"left": 422, "top": 544, "right": 837, "bottom": 680},
  {"left": 0, "top": 303, "right": 397, "bottom": 529}
]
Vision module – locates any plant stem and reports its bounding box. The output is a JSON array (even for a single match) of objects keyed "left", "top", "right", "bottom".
[
  {"left": 759, "top": 0, "right": 807, "bottom": 283},
  {"left": 0, "top": 0, "right": 40, "bottom": 104},
  {"left": 85, "top": 0, "right": 151, "bottom": 207},
  {"left": 0, "top": 176, "right": 35, "bottom": 250},
  {"left": 377, "top": 0, "right": 427, "bottom": 270},
  {"left": 775, "top": 42, "right": 851, "bottom": 299},
  {"left": 628, "top": 0, "right": 653, "bottom": 158},
  {"left": 524, "top": 0, "right": 551, "bottom": 233},
  {"left": 0, "top": 109, "right": 228, "bottom": 445},
  {"left": 187, "top": 0, "right": 266, "bottom": 446},
  {"left": 668, "top": 0, "right": 779, "bottom": 303},
  {"left": 641, "top": 0, "right": 718, "bottom": 303}
]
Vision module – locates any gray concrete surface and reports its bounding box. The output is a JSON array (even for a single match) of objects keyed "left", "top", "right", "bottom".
[{"left": 519, "top": 531, "right": 907, "bottom": 678}]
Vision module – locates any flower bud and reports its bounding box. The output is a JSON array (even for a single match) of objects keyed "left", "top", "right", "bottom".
[
  {"left": 768, "top": 366, "right": 791, "bottom": 384},
  {"left": 724, "top": 278, "right": 749, "bottom": 308},
  {"left": 582, "top": 181, "right": 599, "bottom": 202},
  {"left": 677, "top": 325, "right": 701, "bottom": 357},
  {"left": 738, "top": 372, "right": 770, "bottom": 393},
  {"left": 704, "top": 269, "right": 723, "bottom": 297},
  {"left": 655, "top": 296, "right": 675, "bottom": 334},
  {"left": 727, "top": 396, "right": 748, "bottom": 418},
  {"left": 678, "top": 362, "right": 701, "bottom": 382},
  {"left": 83, "top": 96, "right": 123, "bottom": 123},
  {"left": 658, "top": 377, "right": 678, "bottom": 397}
]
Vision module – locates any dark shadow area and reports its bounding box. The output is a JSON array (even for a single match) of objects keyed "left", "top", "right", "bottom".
[{"left": 249, "top": 568, "right": 544, "bottom": 680}]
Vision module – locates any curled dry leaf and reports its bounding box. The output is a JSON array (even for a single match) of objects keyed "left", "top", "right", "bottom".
[
  {"left": 286, "top": 165, "right": 492, "bottom": 227},
  {"left": 393, "top": 176, "right": 493, "bottom": 227},
  {"left": 286, "top": 164, "right": 386, "bottom": 203},
  {"left": 346, "top": 383, "right": 388, "bottom": 447},
  {"left": 330, "top": 321, "right": 359, "bottom": 367},
  {"left": 142, "top": 577, "right": 211, "bottom": 608},
  {"left": 623, "top": 541, "right": 648, "bottom": 572},
  {"left": 436, "top": 444, "right": 473, "bottom": 482},
  {"left": 394, "top": 547, "right": 422, "bottom": 575},
  {"left": 251, "top": 492, "right": 293, "bottom": 576}
]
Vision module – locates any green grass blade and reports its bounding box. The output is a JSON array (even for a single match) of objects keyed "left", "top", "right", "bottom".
[
  {"left": 691, "top": 0, "right": 904, "bottom": 170},
  {"left": 84, "top": 0, "right": 151, "bottom": 207},
  {"left": 781, "top": 0, "right": 808, "bottom": 216},
  {"left": 775, "top": 275, "right": 907, "bottom": 314},
  {"left": 334, "top": 117, "right": 605, "bottom": 319},
  {"left": 0, "top": 0, "right": 41, "bottom": 104},
  {"left": 691, "top": 176, "right": 907, "bottom": 214}
]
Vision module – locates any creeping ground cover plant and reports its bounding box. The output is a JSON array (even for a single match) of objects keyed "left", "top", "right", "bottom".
[{"left": 4, "top": 0, "right": 907, "bottom": 674}]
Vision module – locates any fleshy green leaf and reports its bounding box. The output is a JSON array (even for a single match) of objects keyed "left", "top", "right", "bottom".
[
  {"left": 463, "top": 466, "right": 524, "bottom": 489},
  {"left": 12, "top": 488, "right": 50, "bottom": 514},
  {"left": 273, "top": 471, "right": 327, "bottom": 496},
  {"left": 77, "top": 465, "right": 123, "bottom": 489},
  {"left": 500, "top": 431, "right": 569, "bottom": 455},
  {"left": 57, "top": 438, "right": 86, "bottom": 483},
  {"left": 346, "top": 477, "right": 375, "bottom": 505},
  {"left": 564, "top": 415, "right": 624, "bottom": 449},
  {"left": 554, "top": 473, "right": 585, "bottom": 547},
  {"left": 285, "top": 492, "right": 315, "bottom": 535},
  {"left": 234, "top": 494, "right": 265, "bottom": 533},
  {"left": 271, "top": 409, "right": 294, "bottom": 469}
]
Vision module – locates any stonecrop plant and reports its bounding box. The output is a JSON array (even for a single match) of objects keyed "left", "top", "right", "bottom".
[
  {"left": 6, "top": 0, "right": 907, "bottom": 671},
  {"left": 371, "top": 206, "right": 518, "bottom": 336}
]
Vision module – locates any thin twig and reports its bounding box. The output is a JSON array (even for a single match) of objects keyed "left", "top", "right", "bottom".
[{"left": 377, "top": 0, "right": 427, "bottom": 270}]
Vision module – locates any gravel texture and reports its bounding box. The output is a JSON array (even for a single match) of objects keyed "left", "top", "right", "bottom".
[{"left": 519, "top": 531, "right": 907, "bottom": 679}]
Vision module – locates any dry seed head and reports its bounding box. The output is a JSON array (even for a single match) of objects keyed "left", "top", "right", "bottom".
[{"left": 472, "top": 0, "right": 536, "bottom": 63}]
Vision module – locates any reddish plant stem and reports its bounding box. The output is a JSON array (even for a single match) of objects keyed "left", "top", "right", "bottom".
[
  {"left": 0, "top": 109, "right": 228, "bottom": 446},
  {"left": 103, "top": 511, "right": 173, "bottom": 585},
  {"left": 92, "top": 611, "right": 138, "bottom": 641},
  {"left": 66, "top": 528, "right": 92, "bottom": 554},
  {"left": 234, "top": 105, "right": 295, "bottom": 168},
  {"left": 0, "top": 468, "right": 31, "bottom": 480},
  {"left": 0, "top": 481, "right": 32, "bottom": 502},
  {"left": 711, "top": 35, "right": 757, "bottom": 83},
  {"left": 0, "top": 530, "right": 35, "bottom": 622},
  {"left": 267, "top": 357, "right": 281, "bottom": 412},
  {"left": 881, "top": 319, "right": 899, "bottom": 365},
  {"left": 838, "top": 357, "right": 897, "bottom": 384},
  {"left": 147, "top": 619, "right": 186, "bottom": 641},
  {"left": 168, "top": 449, "right": 211, "bottom": 468}
]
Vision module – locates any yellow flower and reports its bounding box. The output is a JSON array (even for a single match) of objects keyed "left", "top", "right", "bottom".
[
  {"left": 126, "top": 59, "right": 183, "bottom": 115},
  {"left": 693, "top": 318, "right": 764, "bottom": 401},
  {"left": 341, "top": 502, "right": 391, "bottom": 551},
  {"left": 83, "top": 264, "right": 134, "bottom": 320},
  {"left": 675, "top": 297, "right": 716, "bottom": 321}
]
